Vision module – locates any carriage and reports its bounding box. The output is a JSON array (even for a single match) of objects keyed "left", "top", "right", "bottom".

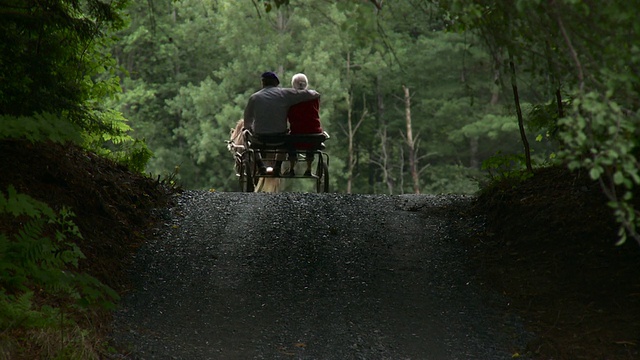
[{"left": 228, "top": 129, "right": 330, "bottom": 193}]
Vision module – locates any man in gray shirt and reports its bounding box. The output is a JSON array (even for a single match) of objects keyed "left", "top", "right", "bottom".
[
  {"left": 244, "top": 72, "right": 320, "bottom": 134},
  {"left": 243, "top": 72, "right": 320, "bottom": 174}
]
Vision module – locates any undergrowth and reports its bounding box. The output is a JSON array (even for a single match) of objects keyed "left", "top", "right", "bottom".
[{"left": 0, "top": 186, "right": 119, "bottom": 360}]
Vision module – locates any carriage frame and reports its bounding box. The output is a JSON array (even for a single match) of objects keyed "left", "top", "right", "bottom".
[{"left": 230, "top": 130, "right": 330, "bottom": 193}]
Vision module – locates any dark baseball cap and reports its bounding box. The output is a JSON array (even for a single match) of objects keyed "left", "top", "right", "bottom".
[{"left": 261, "top": 72, "right": 279, "bottom": 82}]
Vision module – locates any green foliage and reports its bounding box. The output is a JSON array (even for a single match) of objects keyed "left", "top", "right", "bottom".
[
  {"left": 0, "top": 185, "right": 120, "bottom": 357},
  {"left": 558, "top": 91, "right": 640, "bottom": 244},
  {"left": 438, "top": 0, "right": 640, "bottom": 245},
  {"left": 0, "top": 186, "right": 56, "bottom": 219},
  {"left": 450, "top": 114, "right": 520, "bottom": 141},
  {"left": 0, "top": 111, "right": 151, "bottom": 174},
  {"left": 0, "top": 114, "right": 83, "bottom": 144},
  {"left": 83, "top": 110, "right": 154, "bottom": 173},
  {"left": 481, "top": 151, "right": 533, "bottom": 182},
  {"left": 421, "top": 165, "right": 480, "bottom": 195},
  {"left": 0, "top": 0, "right": 152, "bottom": 174},
  {"left": 0, "top": 292, "right": 65, "bottom": 331},
  {"left": 0, "top": 0, "right": 129, "bottom": 120},
  {"left": 0, "top": 185, "right": 120, "bottom": 336},
  {"left": 0, "top": 299, "right": 104, "bottom": 359},
  {"left": 527, "top": 98, "right": 568, "bottom": 139},
  {"left": 111, "top": 0, "right": 504, "bottom": 193},
  {"left": 255, "top": 0, "right": 290, "bottom": 12}
]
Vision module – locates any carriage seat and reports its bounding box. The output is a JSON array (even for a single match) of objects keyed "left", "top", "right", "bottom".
[{"left": 245, "top": 131, "right": 330, "bottom": 151}]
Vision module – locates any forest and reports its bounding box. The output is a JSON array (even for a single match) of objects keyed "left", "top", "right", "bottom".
[
  {"left": 112, "top": 0, "right": 639, "bottom": 242},
  {"left": 1, "top": 0, "right": 639, "bottom": 358},
  {"left": 110, "top": 0, "right": 522, "bottom": 195},
  {"left": 104, "top": 0, "right": 640, "bottom": 214}
]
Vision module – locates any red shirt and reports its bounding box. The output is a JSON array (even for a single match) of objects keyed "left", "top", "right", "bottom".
[{"left": 288, "top": 98, "right": 323, "bottom": 149}]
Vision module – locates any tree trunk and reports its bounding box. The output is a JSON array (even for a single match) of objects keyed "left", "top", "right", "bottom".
[
  {"left": 346, "top": 90, "right": 354, "bottom": 194},
  {"left": 376, "top": 126, "right": 394, "bottom": 195},
  {"left": 469, "top": 137, "right": 479, "bottom": 169},
  {"left": 556, "top": 89, "right": 564, "bottom": 118},
  {"left": 344, "top": 52, "right": 358, "bottom": 194},
  {"left": 377, "top": 75, "right": 394, "bottom": 194},
  {"left": 508, "top": 51, "right": 533, "bottom": 173},
  {"left": 403, "top": 85, "right": 420, "bottom": 194}
]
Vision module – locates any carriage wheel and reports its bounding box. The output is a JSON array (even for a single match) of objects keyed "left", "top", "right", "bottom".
[
  {"left": 236, "top": 156, "right": 244, "bottom": 191},
  {"left": 316, "top": 155, "right": 329, "bottom": 193},
  {"left": 239, "top": 168, "right": 255, "bottom": 192},
  {"left": 244, "top": 169, "right": 255, "bottom": 192},
  {"left": 240, "top": 152, "right": 255, "bottom": 192},
  {"left": 237, "top": 171, "right": 245, "bottom": 192}
]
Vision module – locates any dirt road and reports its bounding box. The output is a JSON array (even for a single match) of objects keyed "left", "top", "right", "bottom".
[{"left": 110, "top": 191, "right": 531, "bottom": 359}]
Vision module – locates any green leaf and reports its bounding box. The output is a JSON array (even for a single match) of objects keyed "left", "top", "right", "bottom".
[{"left": 589, "top": 166, "right": 603, "bottom": 180}]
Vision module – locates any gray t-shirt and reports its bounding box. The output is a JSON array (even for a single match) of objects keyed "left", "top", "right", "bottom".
[{"left": 243, "top": 86, "right": 320, "bottom": 135}]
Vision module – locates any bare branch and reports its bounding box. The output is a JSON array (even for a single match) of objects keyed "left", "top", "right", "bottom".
[{"left": 549, "top": 0, "right": 584, "bottom": 91}]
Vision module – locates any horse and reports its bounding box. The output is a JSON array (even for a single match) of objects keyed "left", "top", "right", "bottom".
[{"left": 228, "top": 119, "right": 281, "bottom": 193}]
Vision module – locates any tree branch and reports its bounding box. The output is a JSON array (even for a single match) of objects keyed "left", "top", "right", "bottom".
[
  {"left": 369, "top": 0, "right": 383, "bottom": 10},
  {"left": 549, "top": 0, "right": 584, "bottom": 91}
]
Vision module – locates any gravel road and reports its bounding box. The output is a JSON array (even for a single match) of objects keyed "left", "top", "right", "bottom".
[{"left": 110, "top": 191, "right": 532, "bottom": 359}]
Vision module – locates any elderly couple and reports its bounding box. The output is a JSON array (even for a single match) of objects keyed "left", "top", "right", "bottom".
[{"left": 243, "top": 72, "right": 323, "bottom": 177}]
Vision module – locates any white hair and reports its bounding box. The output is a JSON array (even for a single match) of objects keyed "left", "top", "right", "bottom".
[{"left": 291, "top": 73, "right": 309, "bottom": 90}]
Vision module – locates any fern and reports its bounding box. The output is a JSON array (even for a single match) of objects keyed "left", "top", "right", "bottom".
[
  {"left": 0, "top": 185, "right": 55, "bottom": 218},
  {"left": 481, "top": 151, "right": 535, "bottom": 186},
  {"left": 0, "top": 186, "right": 120, "bottom": 334},
  {"left": 0, "top": 111, "right": 152, "bottom": 174},
  {"left": 83, "top": 109, "right": 154, "bottom": 173},
  {"left": 0, "top": 114, "right": 83, "bottom": 144},
  {"left": 0, "top": 291, "right": 63, "bottom": 330}
]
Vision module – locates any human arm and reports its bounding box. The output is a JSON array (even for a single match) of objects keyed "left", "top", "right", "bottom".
[{"left": 283, "top": 88, "right": 320, "bottom": 106}]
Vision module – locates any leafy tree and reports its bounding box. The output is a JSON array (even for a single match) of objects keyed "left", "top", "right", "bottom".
[
  {"left": 0, "top": 1, "right": 145, "bottom": 356},
  {"left": 356, "top": 3, "right": 499, "bottom": 194},
  {"left": 0, "top": 0, "right": 127, "bottom": 119},
  {"left": 113, "top": 0, "right": 529, "bottom": 195},
  {"left": 436, "top": 0, "right": 640, "bottom": 244},
  {"left": 0, "top": 0, "right": 150, "bottom": 171}
]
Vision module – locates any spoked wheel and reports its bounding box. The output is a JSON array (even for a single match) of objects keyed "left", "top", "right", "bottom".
[
  {"left": 243, "top": 167, "right": 255, "bottom": 192},
  {"left": 239, "top": 151, "right": 255, "bottom": 192},
  {"left": 315, "top": 153, "right": 329, "bottom": 193}
]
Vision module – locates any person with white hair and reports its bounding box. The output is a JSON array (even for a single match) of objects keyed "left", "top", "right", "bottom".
[
  {"left": 286, "top": 73, "right": 323, "bottom": 176},
  {"left": 243, "top": 71, "right": 320, "bottom": 175}
]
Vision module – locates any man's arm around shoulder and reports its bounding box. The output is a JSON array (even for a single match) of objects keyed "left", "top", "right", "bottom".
[
  {"left": 284, "top": 88, "right": 320, "bottom": 105},
  {"left": 305, "top": 89, "right": 320, "bottom": 98}
]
